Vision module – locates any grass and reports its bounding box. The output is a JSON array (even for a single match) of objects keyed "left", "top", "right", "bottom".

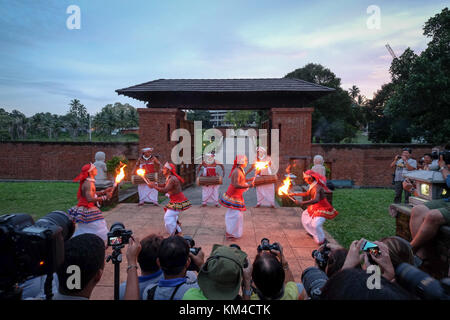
[
  {"left": 0, "top": 182, "right": 79, "bottom": 221},
  {"left": 324, "top": 188, "right": 396, "bottom": 248}
]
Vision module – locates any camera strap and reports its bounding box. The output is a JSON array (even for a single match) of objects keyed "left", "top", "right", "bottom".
[{"left": 146, "top": 282, "right": 184, "bottom": 300}]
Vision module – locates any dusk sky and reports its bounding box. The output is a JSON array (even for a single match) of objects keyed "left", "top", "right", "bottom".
[{"left": 0, "top": 0, "right": 447, "bottom": 116}]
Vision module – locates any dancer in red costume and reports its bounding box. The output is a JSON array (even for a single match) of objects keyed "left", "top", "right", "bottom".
[
  {"left": 197, "top": 152, "right": 225, "bottom": 207},
  {"left": 146, "top": 162, "right": 191, "bottom": 235},
  {"left": 68, "top": 163, "right": 114, "bottom": 241},
  {"left": 219, "top": 155, "right": 254, "bottom": 239},
  {"left": 288, "top": 170, "right": 338, "bottom": 245},
  {"left": 133, "top": 147, "right": 160, "bottom": 206}
]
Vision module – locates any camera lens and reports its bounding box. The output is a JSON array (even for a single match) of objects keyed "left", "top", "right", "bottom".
[
  {"left": 110, "top": 222, "right": 125, "bottom": 232},
  {"left": 301, "top": 267, "right": 328, "bottom": 300},
  {"left": 35, "top": 211, "right": 75, "bottom": 241}
]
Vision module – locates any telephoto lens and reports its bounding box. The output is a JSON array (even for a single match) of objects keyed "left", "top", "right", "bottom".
[
  {"left": 301, "top": 267, "right": 329, "bottom": 300},
  {"left": 35, "top": 211, "right": 75, "bottom": 241}
]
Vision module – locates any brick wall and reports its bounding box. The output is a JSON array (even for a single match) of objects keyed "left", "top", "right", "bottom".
[
  {"left": 0, "top": 141, "right": 139, "bottom": 181},
  {"left": 311, "top": 144, "right": 433, "bottom": 187}
]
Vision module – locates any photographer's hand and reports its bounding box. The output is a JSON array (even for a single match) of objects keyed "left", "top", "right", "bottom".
[
  {"left": 369, "top": 242, "right": 395, "bottom": 282},
  {"left": 189, "top": 249, "right": 205, "bottom": 270},
  {"left": 342, "top": 239, "right": 366, "bottom": 270},
  {"left": 124, "top": 237, "right": 141, "bottom": 300}
]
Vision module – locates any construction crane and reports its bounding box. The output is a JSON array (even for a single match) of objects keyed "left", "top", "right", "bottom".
[{"left": 385, "top": 44, "right": 397, "bottom": 59}]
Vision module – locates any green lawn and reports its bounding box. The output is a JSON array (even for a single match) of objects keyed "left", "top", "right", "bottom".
[
  {"left": 324, "top": 188, "right": 396, "bottom": 248},
  {"left": 0, "top": 182, "right": 79, "bottom": 221}
]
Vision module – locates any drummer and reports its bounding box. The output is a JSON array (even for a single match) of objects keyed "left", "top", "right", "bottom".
[
  {"left": 133, "top": 147, "right": 160, "bottom": 206},
  {"left": 197, "top": 151, "right": 225, "bottom": 207},
  {"left": 246, "top": 146, "right": 276, "bottom": 208}
]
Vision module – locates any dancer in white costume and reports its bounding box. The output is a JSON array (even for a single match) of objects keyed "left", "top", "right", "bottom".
[
  {"left": 197, "top": 152, "right": 225, "bottom": 207},
  {"left": 133, "top": 147, "right": 160, "bottom": 206},
  {"left": 246, "top": 147, "right": 275, "bottom": 208}
]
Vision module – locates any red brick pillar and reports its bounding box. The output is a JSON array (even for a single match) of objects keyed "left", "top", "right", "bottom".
[
  {"left": 270, "top": 107, "right": 314, "bottom": 179},
  {"left": 137, "top": 108, "right": 185, "bottom": 167}
]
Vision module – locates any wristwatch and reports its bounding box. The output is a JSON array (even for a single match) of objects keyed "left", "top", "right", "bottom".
[{"left": 243, "top": 287, "right": 253, "bottom": 296}]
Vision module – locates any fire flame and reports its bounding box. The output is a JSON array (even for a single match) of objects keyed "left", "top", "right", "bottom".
[
  {"left": 115, "top": 162, "right": 127, "bottom": 184},
  {"left": 278, "top": 176, "right": 291, "bottom": 196},
  {"left": 255, "top": 161, "right": 269, "bottom": 171},
  {"left": 136, "top": 169, "right": 146, "bottom": 177}
]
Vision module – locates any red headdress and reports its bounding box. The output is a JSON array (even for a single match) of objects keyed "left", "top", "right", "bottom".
[
  {"left": 164, "top": 162, "right": 185, "bottom": 183},
  {"left": 303, "top": 169, "right": 330, "bottom": 192},
  {"left": 73, "top": 163, "right": 96, "bottom": 199},
  {"left": 229, "top": 155, "right": 247, "bottom": 178}
]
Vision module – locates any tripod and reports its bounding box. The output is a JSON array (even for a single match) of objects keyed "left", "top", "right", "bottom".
[{"left": 106, "top": 244, "right": 124, "bottom": 300}]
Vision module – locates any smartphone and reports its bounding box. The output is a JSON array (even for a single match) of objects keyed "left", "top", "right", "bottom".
[{"left": 361, "top": 240, "right": 380, "bottom": 256}]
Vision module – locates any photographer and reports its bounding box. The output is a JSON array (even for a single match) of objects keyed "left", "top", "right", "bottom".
[
  {"left": 390, "top": 147, "right": 417, "bottom": 204},
  {"left": 250, "top": 242, "right": 306, "bottom": 300},
  {"left": 315, "top": 242, "right": 348, "bottom": 278},
  {"left": 182, "top": 244, "right": 251, "bottom": 300},
  {"left": 119, "top": 234, "right": 164, "bottom": 300},
  {"left": 135, "top": 235, "right": 204, "bottom": 300},
  {"left": 54, "top": 233, "right": 106, "bottom": 300},
  {"left": 409, "top": 151, "right": 450, "bottom": 264}
]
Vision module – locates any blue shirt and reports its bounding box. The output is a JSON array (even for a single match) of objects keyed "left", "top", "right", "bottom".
[
  {"left": 119, "top": 269, "right": 164, "bottom": 300},
  {"left": 445, "top": 175, "right": 450, "bottom": 202}
]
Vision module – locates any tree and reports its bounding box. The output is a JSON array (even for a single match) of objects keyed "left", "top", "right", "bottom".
[
  {"left": 0, "top": 108, "right": 12, "bottom": 140},
  {"left": 9, "top": 110, "right": 28, "bottom": 140},
  {"left": 348, "top": 85, "right": 360, "bottom": 100},
  {"left": 63, "top": 99, "right": 89, "bottom": 139},
  {"left": 92, "top": 102, "right": 138, "bottom": 136},
  {"left": 186, "top": 110, "right": 212, "bottom": 128},
  {"left": 224, "top": 110, "right": 255, "bottom": 129},
  {"left": 379, "top": 8, "right": 450, "bottom": 144},
  {"left": 285, "top": 63, "right": 358, "bottom": 142}
]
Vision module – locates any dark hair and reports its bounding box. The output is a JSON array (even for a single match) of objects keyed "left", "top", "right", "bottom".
[
  {"left": 138, "top": 234, "right": 163, "bottom": 273},
  {"left": 326, "top": 248, "right": 348, "bottom": 278},
  {"left": 57, "top": 233, "right": 105, "bottom": 295},
  {"left": 379, "top": 236, "right": 414, "bottom": 268},
  {"left": 158, "top": 235, "right": 189, "bottom": 276},
  {"left": 321, "top": 268, "right": 413, "bottom": 300},
  {"left": 424, "top": 153, "right": 433, "bottom": 158},
  {"left": 402, "top": 147, "right": 412, "bottom": 154},
  {"left": 252, "top": 252, "right": 285, "bottom": 299}
]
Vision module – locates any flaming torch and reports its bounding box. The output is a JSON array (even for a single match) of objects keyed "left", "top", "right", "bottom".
[
  {"left": 137, "top": 168, "right": 151, "bottom": 185},
  {"left": 113, "top": 162, "right": 127, "bottom": 188},
  {"left": 278, "top": 176, "right": 295, "bottom": 202},
  {"left": 254, "top": 161, "right": 269, "bottom": 171}
]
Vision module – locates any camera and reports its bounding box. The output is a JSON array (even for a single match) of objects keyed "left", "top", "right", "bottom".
[
  {"left": 107, "top": 222, "right": 132, "bottom": 248},
  {"left": 301, "top": 266, "right": 329, "bottom": 300},
  {"left": 0, "top": 211, "right": 75, "bottom": 295},
  {"left": 431, "top": 150, "right": 450, "bottom": 163},
  {"left": 183, "top": 235, "right": 202, "bottom": 272},
  {"left": 257, "top": 238, "right": 281, "bottom": 253},
  {"left": 395, "top": 263, "right": 450, "bottom": 300},
  {"left": 312, "top": 241, "right": 330, "bottom": 271},
  {"left": 183, "top": 235, "right": 201, "bottom": 255}
]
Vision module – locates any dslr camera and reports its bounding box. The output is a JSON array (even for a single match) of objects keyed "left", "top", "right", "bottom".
[
  {"left": 183, "top": 235, "right": 202, "bottom": 272},
  {"left": 257, "top": 238, "right": 281, "bottom": 253},
  {"left": 0, "top": 211, "right": 75, "bottom": 298},
  {"left": 395, "top": 263, "right": 450, "bottom": 300},
  {"left": 301, "top": 266, "right": 329, "bottom": 300},
  {"left": 107, "top": 222, "right": 133, "bottom": 248},
  {"left": 311, "top": 240, "right": 330, "bottom": 271}
]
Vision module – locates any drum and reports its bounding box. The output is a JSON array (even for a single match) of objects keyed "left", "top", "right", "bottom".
[
  {"left": 254, "top": 175, "right": 277, "bottom": 186},
  {"left": 132, "top": 173, "right": 158, "bottom": 185},
  {"left": 198, "top": 176, "right": 223, "bottom": 186}
]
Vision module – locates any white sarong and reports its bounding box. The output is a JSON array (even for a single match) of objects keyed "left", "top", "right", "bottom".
[
  {"left": 164, "top": 209, "right": 182, "bottom": 235},
  {"left": 301, "top": 209, "right": 326, "bottom": 244},
  {"left": 202, "top": 185, "right": 220, "bottom": 205},
  {"left": 225, "top": 208, "right": 244, "bottom": 238},
  {"left": 256, "top": 183, "right": 275, "bottom": 206},
  {"left": 72, "top": 219, "right": 108, "bottom": 242},
  {"left": 138, "top": 184, "right": 158, "bottom": 204}
]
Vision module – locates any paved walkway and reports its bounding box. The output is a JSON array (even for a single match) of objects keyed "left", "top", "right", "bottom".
[{"left": 91, "top": 203, "right": 336, "bottom": 300}]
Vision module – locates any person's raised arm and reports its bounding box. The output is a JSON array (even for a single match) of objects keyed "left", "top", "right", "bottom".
[
  {"left": 150, "top": 176, "right": 175, "bottom": 194},
  {"left": 124, "top": 237, "right": 142, "bottom": 300},
  {"left": 245, "top": 163, "right": 255, "bottom": 177},
  {"left": 439, "top": 155, "right": 449, "bottom": 180},
  {"left": 300, "top": 186, "right": 322, "bottom": 206},
  {"left": 390, "top": 155, "right": 400, "bottom": 168}
]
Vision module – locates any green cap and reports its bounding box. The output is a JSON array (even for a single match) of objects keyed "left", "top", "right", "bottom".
[{"left": 198, "top": 244, "right": 248, "bottom": 300}]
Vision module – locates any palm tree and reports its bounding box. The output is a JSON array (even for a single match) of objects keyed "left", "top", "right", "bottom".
[{"left": 348, "top": 85, "right": 360, "bottom": 101}]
